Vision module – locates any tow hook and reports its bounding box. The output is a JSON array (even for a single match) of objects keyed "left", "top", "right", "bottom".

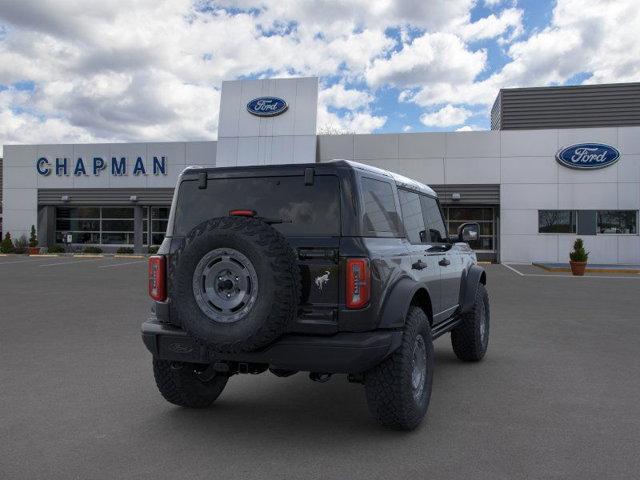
[{"left": 309, "top": 372, "right": 332, "bottom": 383}]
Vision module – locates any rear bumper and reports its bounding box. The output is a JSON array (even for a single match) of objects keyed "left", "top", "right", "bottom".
[{"left": 141, "top": 319, "right": 402, "bottom": 374}]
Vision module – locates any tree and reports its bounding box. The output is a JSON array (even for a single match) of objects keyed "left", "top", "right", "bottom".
[
  {"left": 317, "top": 123, "right": 355, "bottom": 135},
  {"left": 29, "top": 225, "right": 38, "bottom": 248},
  {"left": 1, "top": 232, "right": 15, "bottom": 253},
  {"left": 569, "top": 238, "right": 589, "bottom": 262}
]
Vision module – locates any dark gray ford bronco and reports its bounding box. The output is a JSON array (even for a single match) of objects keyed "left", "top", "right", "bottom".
[{"left": 142, "top": 160, "right": 489, "bottom": 430}]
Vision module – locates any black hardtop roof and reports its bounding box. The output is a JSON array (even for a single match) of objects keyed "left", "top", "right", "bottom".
[{"left": 180, "top": 159, "right": 437, "bottom": 197}]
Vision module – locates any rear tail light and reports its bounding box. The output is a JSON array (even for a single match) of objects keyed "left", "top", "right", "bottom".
[
  {"left": 148, "top": 255, "right": 166, "bottom": 301},
  {"left": 229, "top": 209, "right": 256, "bottom": 217},
  {"left": 346, "top": 258, "right": 370, "bottom": 309}
]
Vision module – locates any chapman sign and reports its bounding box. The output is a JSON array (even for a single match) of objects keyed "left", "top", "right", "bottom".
[
  {"left": 36, "top": 156, "right": 167, "bottom": 177},
  {"left": 246, "top": 97, "right": 288, "bottom": 117},
  {"left": 556, "top": 143, "right": 620, "bottom": 170}
]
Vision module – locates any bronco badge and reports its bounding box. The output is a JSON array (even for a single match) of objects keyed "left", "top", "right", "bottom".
[{"left": 315, "top": 270, "right": 330, "bottom": 291}]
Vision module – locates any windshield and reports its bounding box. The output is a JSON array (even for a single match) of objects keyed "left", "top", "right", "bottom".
[{"left": 172, "top": 174, "right": 341, "bottom": 237}]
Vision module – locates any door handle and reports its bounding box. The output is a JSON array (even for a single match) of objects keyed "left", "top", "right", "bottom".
[
  {"left": 412, "top": 260, "right": 427, "bottom": 270},
  {"left": 438, "top": 257, "right": 451, "bottom": 267}
]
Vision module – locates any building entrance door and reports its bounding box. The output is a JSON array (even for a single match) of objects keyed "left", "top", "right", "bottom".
[{"left": 444, "top": 206, "right": 497, "bottom": 262}]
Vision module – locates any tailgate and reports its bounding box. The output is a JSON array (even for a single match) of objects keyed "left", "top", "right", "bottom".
[{"left": 289, "top": 237, "right": 340, "bottom": 335}]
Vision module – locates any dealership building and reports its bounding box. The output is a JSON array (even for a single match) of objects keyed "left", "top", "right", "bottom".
[{"left": 1, "top": 78, "right": 639, "bottom": 264}]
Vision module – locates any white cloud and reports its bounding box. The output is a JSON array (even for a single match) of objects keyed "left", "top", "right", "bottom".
[
  {"left": 317, "top": 82, "right": 384, "bottom": 133},
  {"left": 456, "top": 125, "right": 484, "bottom": 132},
  {"left": 420, "top": 105, "right": 472, "bottom": 127},
  {"left": 319, "top": 84, "right": 373, "bottom": 110},
  {"left": 0, "top": 0, "right": 638, "bottom": 147},
  {"left": 366, "top": 32, "right": 486, "bottom": 88},
  {"left": 317, "top": 105, "right": 386, "bottom": 134},
  {"left": 459, "top": 7, "right": 523, "bottom": 42},
  {"left": 404, "top": 0, "right": 640, "bottom": 111}
]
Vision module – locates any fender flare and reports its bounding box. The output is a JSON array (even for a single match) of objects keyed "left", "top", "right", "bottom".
[
  {"left": 459, "top": 264, "right": 487, "bottom": 314},
  {"left": 378, "top": 277, "right": 432, "bottom": 329}
]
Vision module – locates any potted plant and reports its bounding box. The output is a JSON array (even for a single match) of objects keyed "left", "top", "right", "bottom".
[
  {"left": 28, "top": 225, "right": 40, "bottom": 255},
  {"left": 569, "top": 238, "right": 589, "bottom": 276},
  {"left": 1, "top": 232, "right": 15, "bottom": 254}
]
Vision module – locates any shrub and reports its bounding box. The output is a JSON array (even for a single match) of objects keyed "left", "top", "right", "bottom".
[
  {"left": 29, "top": 225, "right": 38, "bottom": 248},
  {"left": 148, "top": 245, "right": 159, "bottom": 254},
  {"left": 83, "top": 246, "right": 103, "bottom": 254},
  {"left": 1, "top": 233, "right": 15, "bottom": 253},
  {"left": 116, "top": 247, "right": 135, "bottom": 254},
  {"left": 13, "top": 235, "right": 29, "bottom": 254},
  {"left": 47, "top": 245, "right": 65, "bottom": 254},
  {"left": 569, "top": 238, "right": 589, "bottom": 262}
]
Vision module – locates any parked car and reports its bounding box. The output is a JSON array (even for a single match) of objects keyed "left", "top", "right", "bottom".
[{"left": 142, "top": 160, "right": 490, "bottom": 430}]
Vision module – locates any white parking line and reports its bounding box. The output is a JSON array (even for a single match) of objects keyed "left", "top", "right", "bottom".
[
  {"left": 98, "top": 260, "right": 146, "bottom": 269},
  {"left": 0, "top": 258, "right": 55, "bottom": 266},
  {"left": 502, "top": 263, "right": 524, "bottom": 276},
  {"left": 502, "top": 263, "right": 640, "bottom": 280},
  {"left": 38, "top": 258, "right": 103, "bottom": 267}
]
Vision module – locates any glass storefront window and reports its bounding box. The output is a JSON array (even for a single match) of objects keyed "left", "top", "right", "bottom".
[
  {"left": 56, "top": 207, "right": 100, "bottom": 219},
  {"left": 56, "top": 219, "right": 100, "bottom": 231},
  {"left": 597, "top": 210, "right": 638, "bottom": 234},
  {"left": 54, "top": 205, "right": 172, "bottom": 246},
  {"left": 102, "top": 207, "right": 135, "bottom": 219},
  {"left": 55, "top": 206, "right": 135, "bottom": 246},
  {"left": 101, "top": 232, "right": 134, "bottom": 244},
  {"left": 538, "top": 210, "right": 577, "bottom": 233},
  {"left": 55, "top": 232, "right": 100, "bottom": 244},
  {"left": 102, "top": 220, "right": 134, "bottom": 231},
  {"left": 148, "top": 206, "right": 170, "bottom": 246}
]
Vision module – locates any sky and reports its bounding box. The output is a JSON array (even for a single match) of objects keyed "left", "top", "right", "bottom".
[{"left": 0, "top": 0, "right": 638, "bottom": 154}]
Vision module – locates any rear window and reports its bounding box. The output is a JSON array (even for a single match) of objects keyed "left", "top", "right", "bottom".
[{"left": 173, "top": 175, "right": 340, "bottom": 237}]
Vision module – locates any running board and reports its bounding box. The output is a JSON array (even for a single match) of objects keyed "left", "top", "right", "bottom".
[{"left": 432, "top": 315, "right": 462, "bottom": 339}]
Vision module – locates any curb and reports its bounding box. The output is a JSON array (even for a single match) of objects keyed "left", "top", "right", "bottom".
[{"left": 533, "top": 263, "right": 640, "bottom": 275}]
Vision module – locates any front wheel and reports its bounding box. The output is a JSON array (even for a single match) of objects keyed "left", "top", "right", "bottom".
[
  {"left": 364, "top": 307, "right": 434, "bottom": 430},
  {"left": 153, "top": 359, "right": 228, "bottom": 408}
]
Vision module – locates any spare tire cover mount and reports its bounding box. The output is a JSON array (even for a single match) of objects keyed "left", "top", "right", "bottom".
[{"left": 192, "top": 247, "right": 259, "bottom": 323}]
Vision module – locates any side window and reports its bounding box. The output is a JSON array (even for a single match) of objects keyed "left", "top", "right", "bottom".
[
  {"left": 420, "top": 195, "right": 447, "bottom": 243},
  {"left": 361, "top": 177, "right": 401, "bottom": 235},
  {"left": 398, "top": 189, "right": 427, "bottom": 244}
]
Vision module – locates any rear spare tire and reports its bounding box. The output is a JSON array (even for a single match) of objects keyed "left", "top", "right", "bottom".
[{"left": 172, "top": 217, "right": 300, "bottom": 353}]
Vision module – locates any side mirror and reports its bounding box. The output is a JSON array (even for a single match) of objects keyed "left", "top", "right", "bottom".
[{"left": 458, "top": 222, "right": 479, "bottom": 243}]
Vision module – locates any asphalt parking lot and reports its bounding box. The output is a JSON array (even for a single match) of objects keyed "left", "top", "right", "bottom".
[{"left": 1, "top": 256, "right": 639, "bottom": 479}]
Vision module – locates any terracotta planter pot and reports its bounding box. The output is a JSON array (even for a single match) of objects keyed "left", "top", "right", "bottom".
[
  {"left": 28, "top": 246, "right": 40, "bottom": 255},
  {"left": 569, "top": 261, "right": 587, "bottom": 276}
]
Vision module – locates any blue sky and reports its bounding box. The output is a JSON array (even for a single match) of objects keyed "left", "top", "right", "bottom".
[{"left": 0, "top": 0, "right": 638, "bottom": 150}]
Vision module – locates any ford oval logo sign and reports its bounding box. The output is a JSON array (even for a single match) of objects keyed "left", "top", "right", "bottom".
[
  {"left": 556, "top": 143, "right": 620, "bottom": 170},
  {"left": 247, "top": 97, "right": 288, "bottom": 117}
]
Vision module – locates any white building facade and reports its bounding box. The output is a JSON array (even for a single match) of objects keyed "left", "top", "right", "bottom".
[{"left": 2, "top": 77, "right": 639, "bottom": 264}]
